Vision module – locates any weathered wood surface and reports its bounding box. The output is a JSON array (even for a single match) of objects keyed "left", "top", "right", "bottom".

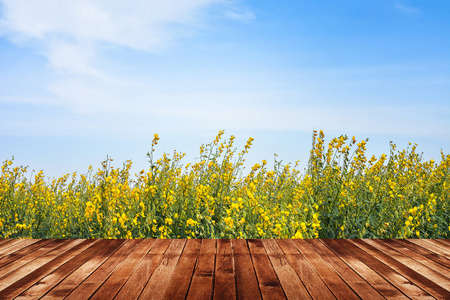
[{"left": 0, "top": 239, "right": 449, "bottom": 299}]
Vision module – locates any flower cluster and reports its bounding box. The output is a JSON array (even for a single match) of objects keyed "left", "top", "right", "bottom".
[{"left": 1, "top": 130, "right": 449, "bottom": 239}]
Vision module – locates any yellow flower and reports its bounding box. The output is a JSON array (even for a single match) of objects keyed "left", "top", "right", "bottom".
[
  {"left": 165, "top": 218, "right": 173, "bottom": 225},
  {"left": 186, "top": 218, "right": 197, "bottom": 226}
]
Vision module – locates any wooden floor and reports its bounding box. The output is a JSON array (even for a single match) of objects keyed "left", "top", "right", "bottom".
[{"left": 0, "top": 239, "right": 449, "bottom": 299}]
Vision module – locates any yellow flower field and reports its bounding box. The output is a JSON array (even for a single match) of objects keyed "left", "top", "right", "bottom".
[{"left": 1, "top": 130, "right": 449, "bottom": 239}]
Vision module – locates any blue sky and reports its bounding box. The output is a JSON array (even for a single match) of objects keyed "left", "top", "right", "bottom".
[{"left": 1, "top": 0, "right": 449, "bottom": 179}]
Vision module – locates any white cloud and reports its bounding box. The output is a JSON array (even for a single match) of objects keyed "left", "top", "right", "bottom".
[
  {"left": 224, "top": 10, "right": 255, "bottom": 23},
  {"left": 394, "top": 3, "right": 420, "bottom": 14}
]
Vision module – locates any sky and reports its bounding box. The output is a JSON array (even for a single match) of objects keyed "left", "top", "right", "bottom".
[{"left": 1, "top": 0, "right": 449, "bottom": 180}]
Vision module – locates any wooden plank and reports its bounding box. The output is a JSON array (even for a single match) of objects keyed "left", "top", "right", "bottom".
[
  {"left": 113, "top": 239, "right": 173, "bottom": 300},
  {"left": 163, "top": 239, "right": 201, "bottom": 299},
  {"left": 376, "top": 240, "right": 450, "bottom": 290},
  {"left": 137, "top": 239, "right": 186, "bottom": 299},
  {"left": 304, "top": 239, "right": 384, "bottom": 299},
  {"left": 434, "top": 239, "right": 450, "bottom": 248},
  {"left": 353, "top": 239, "right": 450, "bottom": 300},
  {"left": 0, "top": 239, "right": 84, "bottom": 291},
  {"left": 320, "top": 239, "right": 407, "bottom": 299},
  {"left": 339, "top": 239, "right": 434, "bottom": 299},
  {"left": 292, "top": 240, "right": 360, "bottom": 300},
  {"left": 0, "top": 239, "right": 97, "bottom": 299},
  {"left": 248, "top": 239, "right": 286, "bottom": 299},
  {"left": 0, "top": 239, "right": 69, "bottom": 279},
  {"left": 0, "top": 239, "right": 19, "bottom": 250},
  {"left": 0, "top": 239, "right": 13, "bottom": 247},
  {"left": 406, "top": 239, "right": 450, "bottom": 260},
  {"left": 213, "top": 239, "right": 236, "bottom": 300},
  {"left": 64, "top": 239, "right": 143, "bottom": 299},
  {"left": 277, "top": 239, "right": 335, "bottom": 299},
  {"left": 390, "top": 240, "right": 450, "bottom": 276},
  {"left": 89, "top": 239, "right": 156, "bottom": 300},
  {"left": 41, "top": 239, "right": 127, "bottom": 299},
  {"left": 232, "top": 239, "right": 261, "bottom": 300},
  {"left": 14, "top": 239, "right": 115, "bottom": 299},
  {"left": 186, "top": 239, "right": 217, "bottom": 300},
  {"left": 0, "top": 239, "right": 54, "bottom": 269},
  {"left": 0, "top": 239, "right": 41, "bottom": 258},
  {"left": 427, "top": 240, "right": 450, "bottom": 251},
  {"left": 262, "top": 239, "right": 311, "bottom": 300}
]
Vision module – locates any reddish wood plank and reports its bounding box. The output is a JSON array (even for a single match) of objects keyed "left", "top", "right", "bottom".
[
  {"left": 407, "top": 239, "right": 450, "bottom": 260},
  {"left": 389, "top": 240, "right": 450, "bottom": 276},
  {"left": 0, "top": 239, "right": 97, "bottom": 299},
  {"left": 90, "top": 239, "right": 156, "bottom": 300},
  {"left": 0, "top": 239, "right": 41, "bottom": 258},
  {"left": 292, "top": 240, "right": 360, "bottom": 300},
  {"left": 14, "top": 240, "right": 115, "bottom": 299},
  {"left": 232, "top": 239, "right": 261, "bottom": 300},
  {"left": 0, "top": 239, "right": 84, "bottom": 291},
  {"left": 137, "top": 239, "right": 186, "bottom": 299},
  {"left": 427, "top": 239, "right": 450, "bottom": 251},
  {"left": 114, "top": 239, "right": 176, "bottom": 300},
  {"left": 322, "top": 239, "right": 408, "bottom": 299},
  {"left": 339, "top": 239, "right": 434, "bottom": 299},
  {"left": 376, "top": 240, "right": 450, "bottom": 290},
  {"left": 262, "top": 239, "right": 311, "bottom": 300},
  {"left": 0, "top": 239, "right": 13, "bottom": 247},
  {"left": 41, "top": 239, "right": 127, "bottom": 299},
  {"left": 248, "top": 239, "right": 286, "bottom": 299},
  {"left": 186, "top": 239, "right": 217, "bottom": 300},
  {"left": 277, "top": 239, "right": 337, "bottom": 299},
  {"left": 0, "top": 239, "right": 21, "bottom": 252},
  {"left": 213, "top": 239, "right": 236, "bottom": 300},
  {"left": 304, "top": 239, "right": 384, "bottom": 300},
  {"left": 163, "top": 239, "right": 201, "bottom": 299},
  {"left": 65, "top": 239, "right": 142, "bottom": 299},
  {"left": 0, "top": 239, "right": 69, "bottom": 279},
  {"left": 353, "top": 239, "right": 450, "bottom": 300},
  {"left": 0, "top": 239, "right": 54, "bottom": 269}
]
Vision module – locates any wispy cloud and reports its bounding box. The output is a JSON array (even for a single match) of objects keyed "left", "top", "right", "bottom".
[
  {"left": 394, "top": 3, "right": 420, "bottom": 14},
  {"left": 224, "top": 10, "right": 255, "bottom": 23}
]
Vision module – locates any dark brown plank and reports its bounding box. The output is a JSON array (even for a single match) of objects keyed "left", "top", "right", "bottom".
[
  {"left": 389, "top": 240, "right": 450, "bottom": 276},
  {"left": 90, "top": 239, "right": 155, "bottom": 300},
  {"left": 163, "top": 239, "right": 201, "bottom": 299},
  {"left": 232, "top": 239, "right": 261, "bottom": 300},
  {"left": 354, "top": 239, "right": 450, "bottom": 300},
  {"left": 0, "top": 239, "right": 97, "bottom": 299},
  {"left": 304, "top": 239, "right": 384, "bottom": 300},
  {"left": 262, "top": 239, "right": 311, "bottom": 300},
  {"left": 41, "top": 239, "right": 127, "bottom": 299},
  {"left": 186, "top": 239, "right": 217, "bottom": 300},
  {"left": 407, "top": 239, "right": 450, "bottom": 260},
  {"left": 137, "top": 239, "right": 186, "bottom": 299},
  {"left": 64, "top": 239, "right": 142, "bottom": 299},
  {"left": 248, "top": 239, "right": 286, "bottom": 299},
  {"left": 293, "top": 240, "right": 360, "bottom": 300},
  {"left": 277, "top": 239, "right": 336, "bottom": 299},
  {"left": 0, "top": 239, "right": 54, "bottom": 269},
  {"left": 213, "top": 239, "right": 236, "bottom": 300},
  {"left": 0, "top": 239, "right": 69, "bottom": 279},
  {"left": 340, "top": 239, "right": 434, "bottom": 299},
  {"left": 0, "top": 239, "right": 84, "bottom": 291},
  {"left": 14, "top": 240, "right": 114, "bottom": 299}
]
